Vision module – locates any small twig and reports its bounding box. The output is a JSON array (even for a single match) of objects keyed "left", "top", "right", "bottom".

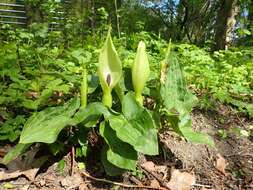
[
  {"left": 81, "top": 171, "right": 168, "bottom": 190},
  {"left": 141, "top": 166, "right": 171, "bottom": 190},
  {"left": 129, "top": 175, "right": 143, "bottom": 186},
  {"left": 70, "top": 146, "right": 75, "bottom": 176},
  {"left": 226, "top": 153, "right": 253, "bottom": 158},
  {"left": 193, "top": 183, "right": 213, "bottom": 188}
]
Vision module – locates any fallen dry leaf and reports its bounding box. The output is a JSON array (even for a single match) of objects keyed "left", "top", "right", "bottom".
[
  {"left": 60, "top": 173, "right": 83, "bottom": 189},
  {"left": 141, "top": 161, "right": 156, "bottom": 172},
  {"left": 141, "top": 161, "right": 168, "bottom": 178},
  {"left": 150, "top": 179, "right": 161, "bottom": 189},
  {"left": 79, "top": 183, "right": 88, "bottom": 190},
  {"left": 215, "top": 153, "right": 228, "bottom": 175},
  {"left": 0, "top": 148, "right": 48, "bottom": 181},
  {"left": 20, "top": 184, "right": 30, "bottom": 190},
  {"left": 0, "top": 168, "right": 40, "bottom": 181},
  {"left": 167, "top": 169, "right": 196, "bottom": 190}
]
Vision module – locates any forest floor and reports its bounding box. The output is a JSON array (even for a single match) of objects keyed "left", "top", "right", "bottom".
[{"left": 0, "top": 103, "right": 252, "bottom": 190}]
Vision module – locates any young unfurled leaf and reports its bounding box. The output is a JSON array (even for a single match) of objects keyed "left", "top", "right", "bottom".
[
  {"left": 132, "top": 41, "right": 150, "bottom": 104},
  {"left": 98, "top": 27, "right": 122, "bottom": 107}
]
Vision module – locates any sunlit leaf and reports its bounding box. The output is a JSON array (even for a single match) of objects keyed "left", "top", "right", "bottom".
[
  {"left": 70, "top": 102, "right": 111, "bottom": 126},
  {"left": 109, "top": 93, "right": 159, "bottom": 155},
  {"left": 101, "top": 145, "right": 124, "bottom": 176},
  {"left": 160, "top": 53, "right": 198, "bottom": 115},
  {"left": 19, "top": 98, "right": 80, "bottom": 144},
  {"left": 100, "top": 121, "right": 137, "bottom": 171}
]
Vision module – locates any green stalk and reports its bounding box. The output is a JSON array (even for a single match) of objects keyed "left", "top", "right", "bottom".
[
  {"left": 160, "top": 39, "right": 172, "bottom": 84},
  {"left": 81, "top": 67, "right": 87, "bottom": 108},
  {"left": 135, "top": 94, "right": 143, "bottom": 105},
  {"left": 102, "top": 91, "right": 112, "bottom": 108},
  {"left": 165, "top": 38, "right": 172, "bottom": 60}
]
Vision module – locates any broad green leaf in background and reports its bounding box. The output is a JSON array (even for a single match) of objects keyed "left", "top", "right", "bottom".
[
  {"left": 100, "top": 121, "right": 137, "bottom": 172},
  {"left": 132, "top": 41, "right": 150, "bottom": 104},
  {"left": 109, "top": 93, "right": 158, "bottom": 155},
  {"left": 160, "top": 53, "right": 214, "bottom": 146},
  {"left": 160, "top": 53, "right": 198, "bottom": 116},
  {"left": 19, "top": 98, "right": 80, "bottom": 144},
  {"left": 98, "top": 27, "right": 122, "bottom": 107}
]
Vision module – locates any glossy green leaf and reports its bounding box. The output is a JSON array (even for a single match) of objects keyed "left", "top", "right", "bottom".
[
  {"left": 109, "top": 93, "right": 158, "bottom": 155},
  {"left": 100, "top": 121, "right": 137, "bottom": 171},
  {"left": 101, "top": 145, "right": 124, "bottom": 176},
  {"left": 98, "top": 27, "right": 122, "bottom": 107},
  {"left": 132, "top": 41, "right": 150, "bottom": 104},
  {"left": 70, "top": 102, "right": 111, "bottom": 126},
  {"left": 19, "top": 98, "right": 80, "bottom": 144}
]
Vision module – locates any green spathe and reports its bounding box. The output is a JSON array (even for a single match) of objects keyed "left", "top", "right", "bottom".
[
  {"left": 132, "top": 41, "right": 150, "bottom": 105},
  {"left": 98, "top": 27, "right": 122, "bottom": 107}
]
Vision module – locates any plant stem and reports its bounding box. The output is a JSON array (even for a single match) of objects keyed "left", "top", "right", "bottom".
[
  {"left": 102, "top": 91, "right": 112, "bottom": 108},
  {"left": 81, "top": 67, "right": 87, "bottom": 108},
  {"left": 114, "top": 0, "right": 120, "bottom": 38},
  {"left": 135, "top": 93, "right": 143, "bottom": 105}
]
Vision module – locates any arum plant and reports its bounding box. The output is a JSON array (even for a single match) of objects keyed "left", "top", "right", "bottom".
[
  {"left": 132, "top": 41, "right": 150, "bottom": 105},
  {"left": 98, "top": 27, "right": 122, "bottom": 107}
]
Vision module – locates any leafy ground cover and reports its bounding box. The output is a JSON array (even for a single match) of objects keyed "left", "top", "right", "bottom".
[{"left": 0, "top": 28, "right": 252, "bottom": 189}]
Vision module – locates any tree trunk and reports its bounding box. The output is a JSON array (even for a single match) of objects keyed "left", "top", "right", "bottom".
[
  {"left": 213, "top": 0, "right": 239, "bottom": 50},
  {"left": 248, "top": 0, "right": 253, "bottom": 28},
  {"left": 25, "top": 0, "right": 44, "bottom": 25},
  {"left": 114, "top": 0, "right": 120, "bottom": 38}
]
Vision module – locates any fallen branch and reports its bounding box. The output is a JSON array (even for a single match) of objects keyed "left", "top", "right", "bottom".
[{"left": 81, "top": 171, "right": 168, "bottom": 190}]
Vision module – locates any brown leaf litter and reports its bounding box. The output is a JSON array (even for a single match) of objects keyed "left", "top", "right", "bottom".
[
  {"left": 0, "top": 106, "right": 252, "bottom": 190},
  {"left": 0, "top": 148, "right": 47, "bottom": 181}
]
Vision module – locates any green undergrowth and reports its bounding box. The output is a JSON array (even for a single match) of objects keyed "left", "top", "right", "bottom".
[
  {"left": 0, "top": 29, "right": 252, "bottom": 176},
  {"left": 176, "top": 44, "right": 253, "bottom": 117}
]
